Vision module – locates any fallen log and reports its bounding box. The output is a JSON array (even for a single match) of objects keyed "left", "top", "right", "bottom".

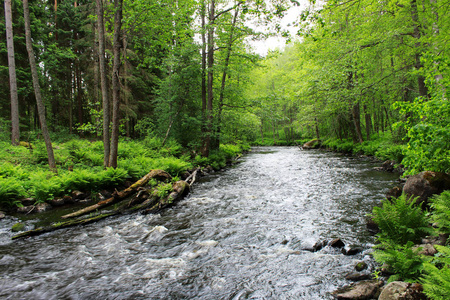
[
  {"left": 12, "top": 212, "right": 118, "bottom": 240},
  {"left": 142, "top": 180, "right": 190, "bottom": 214},
  {"left": 61, "top": 169, "right": 171, "bottom": 219}
]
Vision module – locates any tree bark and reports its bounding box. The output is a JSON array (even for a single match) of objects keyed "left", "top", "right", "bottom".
[
  {"left": 216, "top": 4, "right": 240, "bottom": 147},
  {"left": 23, "top": 0, "right": 57, "bottom": 173},
  {"left": 96, "top": 0, "right": 111, "bottom": 168},
  {"left": 109, "top": 0, "right": 123, "bottom": 168},
  {"left": 4, "top": 0, "right": 20, "bottom": 145}
]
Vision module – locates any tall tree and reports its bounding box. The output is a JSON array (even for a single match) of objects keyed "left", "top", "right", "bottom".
[
  {"left": 96, "top": 0, "right": 110, "bottom": 167},
  {"left": 4, "top": 0, "right": 19, "bottom": 145},
  {"left": 23, "top": 0, "right": 57, "bottom": 172},
  {"left": 109, "top": 0, "right": 123, "bottom": 168}
]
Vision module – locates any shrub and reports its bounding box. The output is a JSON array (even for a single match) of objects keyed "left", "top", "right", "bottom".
[
  {"left": 371, "top": 193, "right": 432, "bottom": 245},
  {"left": 422, "top": 245, "right": 450, "bottom": 300}
]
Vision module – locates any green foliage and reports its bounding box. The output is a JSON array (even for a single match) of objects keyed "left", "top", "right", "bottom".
[
  {"left": 371, "top": 193, "right": 432, "bottom": 245},
  {"left": 373, "top": 241, "right": 425, "bottom": 283},
  {"left": 422, "top": 245, "right": 450, "bottom": 300},
  {"left": 430, "top": 191, "right": 450, "bottom": 237},
  {"left": 155, "top": 183, "right": 173, "bottom": 199},
  {"left": 394, "top": 98, "right": 450, "bottom": 175},
  {"left": 0, "top": 176, "right": 26, "bottom": 207}
]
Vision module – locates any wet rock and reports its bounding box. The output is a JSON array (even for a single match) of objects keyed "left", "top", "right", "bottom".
[
  {"left": 35, "top": 202, "right": 51, "bottom": 213},
  {"left": 366, "top": 218, "right": 379, "bottom": 235},
  {"left": 302, "top": 139, "right": 321, "bottom": 149},
  {"left": 0, "top": 211, "right": 5, "bottom": 219},
  {"left": 20, "top": 197, "right": 35, "bottom": 206},
  {"left": 332, "top": 280, "right": 382, "bottom": 300},
  {"left": 302, "top": 240, "right": 328, "bottom": 252},
  {"left": 11, "top": 223, "right": 26, "bottom": 232},
  {"left": 355, "top": 261, "right": 368, "bottom": 272},
  {"left": 343, "top": 246, "right": 364, "bottom": 256},
  {"left": 345, "top": 272, "right": 372, "bottom": 282},
  {"left": 50, "top": 198, "right": 65, "bottom": 207},
  {"left": 71, "top": 190, "right": 86, "bottom": 200},
  {"left": 378, "top": 281, "right": 427, "bottom": 300},
  {"left": 63, "top": 195, "right": 76, "bottom": 204},
  {"left": 403, "top": 171, "right": 450, "bottom": 207},
  {"left": 17, "top": 205, "right": 35, "bottom": 214},
  {"left": 382, "top": 160, "right": 396, "bottom": 172},
  {"left": 281, "top": 239, "right": 289, "bottom": 245},
  {"left": 329, "top": 238, "right": 345, "bottom": 248},
  {"left": 386, "top": 186, "right": 403, "bottom": 201}
]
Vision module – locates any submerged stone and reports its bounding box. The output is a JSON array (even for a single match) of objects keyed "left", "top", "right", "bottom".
[{"left": 11, "top": 223, "right": 26, "bottom": 232}]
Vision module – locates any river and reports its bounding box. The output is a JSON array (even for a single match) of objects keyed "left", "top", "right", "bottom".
[{"left": 0, "top": 147, "right": 399, "bottom": 299}]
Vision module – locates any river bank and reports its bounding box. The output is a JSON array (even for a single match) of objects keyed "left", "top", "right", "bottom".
[{"left": 0, "top": 147, "right": 399, "bottom": 299}]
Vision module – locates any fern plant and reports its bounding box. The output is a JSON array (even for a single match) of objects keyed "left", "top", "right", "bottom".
[
  {"left": 371, "top": 193, "right": 432, "bottom": 245},
  {"left": 422, "top": 245, "right": 450, "bottom": 300},
  {"left": 373, "top": 241, "right": 425, "bottom": 283},
  {"left": 430, "top": 191, "right": 450, "bottom": 237}
]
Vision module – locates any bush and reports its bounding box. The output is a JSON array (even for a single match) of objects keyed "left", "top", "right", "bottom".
[{"left": 371, "top": 193, "right": 432, "bottom": 245}]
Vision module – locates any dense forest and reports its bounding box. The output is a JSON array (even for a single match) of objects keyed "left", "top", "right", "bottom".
[{"left": 1, "top": 0, "right": 450, "bottom": 297}]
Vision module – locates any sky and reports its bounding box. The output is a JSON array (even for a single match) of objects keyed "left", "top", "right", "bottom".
[{"left": 248, "top": 2, "right": 307, "bottom": 56}]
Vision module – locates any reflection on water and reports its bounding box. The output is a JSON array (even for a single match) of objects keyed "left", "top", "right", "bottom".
[{"left": 0, "top": 147, "right": 398, "bottom": 299}]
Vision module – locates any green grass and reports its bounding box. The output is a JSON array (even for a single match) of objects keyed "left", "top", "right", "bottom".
[{"left": 0, "top": 137, "right": 248, "bottom": 209}]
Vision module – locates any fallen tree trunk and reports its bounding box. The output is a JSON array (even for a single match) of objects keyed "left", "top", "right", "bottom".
[
  {"left": 12, "top": 211, "right": 118, "bottom": 240},
  {"left": 12, "top": 180, "right": 190, "bottom": 240},
  {"left": 61, "top": 169, "right": 171, "bottom": 219}
]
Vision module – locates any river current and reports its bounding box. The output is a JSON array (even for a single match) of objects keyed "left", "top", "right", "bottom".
[{"left": 0, "top": 147, "right": 398, "bottom": 299}]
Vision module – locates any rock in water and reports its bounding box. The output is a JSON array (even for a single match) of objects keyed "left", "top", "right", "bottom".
[{"left": 332, "top": 280, "right": 382, "bottom": 300}]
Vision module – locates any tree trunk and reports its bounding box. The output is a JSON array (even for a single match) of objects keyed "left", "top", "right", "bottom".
[
  {"left": 200, "top": 0, "right": 208, "bottom": 156},
  {"left": 410, "top": 0, "right": 428, "bottom": 98},
  {"left": 351, "top": 101, "right": 364, "bottom": 144},
  {"left": 23, "top": 0, "right": 57, "bottom": 173},
  {"left": 96, "top": 0, "right": 110, "bottom": 167},
  {"left": 216, "top": 4, "right": 240, "bottom": 148},
  {"left": 364, "top": 104, "right": 372, "bottom": 140},
  {"left": 4, "top": 0, "right": 20, "bottom": 145},
  {"left": 109, "top": 0, "right": 123, "bottom": 168},
  {"left": 202, "top": 0, "right": 216, "bottom": 157}
]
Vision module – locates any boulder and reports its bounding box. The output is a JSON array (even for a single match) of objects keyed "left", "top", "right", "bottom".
[
  {"left": 366, "top": 218, "right": 379, "bottom": 235},
  {"left": 11, "top": 223, "right": 26, "bottom": 232},
  {"left": 343, "top": 246, "right": 364, "bottom": 256},
  {"left": 329, "top": 238, "right": 345, "bottom": 248},
  {"left": 378, "top": 282, "right": 427, "bottom": 300},
  {"left": 332, "top": 280, "right": 382, "bottom": 300},
  {"left": 402, "top": 171, "right": 450, "bottom": 207},
  {"left": 50, "top": 198, "right": 65, "bottom": 207},
  {"left": 355, "top": 261, "right": 368, "bottom": 272},
  {"left": 0, "top": 211, "right": 5, "bottom": 219},
  {"left": 302, "top": 139, "right": 321, "bottom": 149}
]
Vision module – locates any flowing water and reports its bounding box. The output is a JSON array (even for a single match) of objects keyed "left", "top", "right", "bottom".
[{"left": 0, "top": 147, "right": 399, "bottom": 299}]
